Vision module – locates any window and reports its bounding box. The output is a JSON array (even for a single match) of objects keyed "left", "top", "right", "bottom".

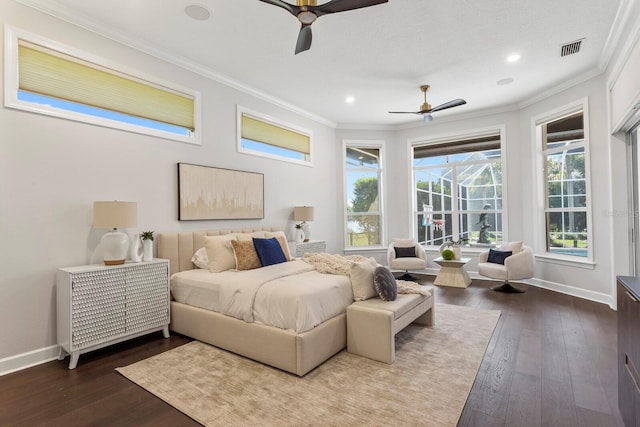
[
  {"left": 537, "top": 107, "right": 590, "bottom": 258},
  {"left": 4, "top": 26, "right": 199, "bottom": 144},
  {"left": 344, "top": 141, "right": 384, "bottom": 248},
  {"left": 238, "top": 107, "right": 312, "bottom": 165},
  {"left": 412, "top": 130, "right": 503, "bottom": 247}
]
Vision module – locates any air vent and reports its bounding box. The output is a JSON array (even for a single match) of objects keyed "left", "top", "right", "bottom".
[{"left": 560, "top": 39, "right": 584, "bottom": 57}]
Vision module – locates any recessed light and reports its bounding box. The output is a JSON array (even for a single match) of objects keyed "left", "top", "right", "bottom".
[
  {"left": 345, "top": 96, "right": 355, "bottom": 104},
  {"left": 185, "top": 4, "right": 211, "bottom": 21},
  {"left": 497, "top": 78, "right": 514, "bottom": 85},
  {"left": 506, "top": 54, "right": 520, "bottom": 63}
]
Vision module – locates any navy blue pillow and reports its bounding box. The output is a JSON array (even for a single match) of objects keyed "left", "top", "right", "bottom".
[
  {"left": 253, "top": 237, "right": 287, "bottom": 266},
  {"left": 394, "top": 246, "right": 416, "bottom": 258},
  {"left": 373, "top": 266, "right": 397, "bottom": 301},
  {"left": 487, "top": 249, "right": 512, "bottom": 265}
]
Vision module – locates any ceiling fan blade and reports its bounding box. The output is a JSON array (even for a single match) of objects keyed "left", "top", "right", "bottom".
[
  {"left": 295, "top": 24, "right": 313, "bottom": 54},
  {"left": 258, "top": 0, "right": 299, "bottom": 16},
  {"left": 313, "top": 0, "right": 388, "bottom": 17},
  {"left": 428, "top": 99, "right": 467, "bottom": 113}
]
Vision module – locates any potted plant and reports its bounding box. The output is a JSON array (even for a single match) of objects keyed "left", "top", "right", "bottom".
[{"left": 141, "top": 231, "right": 154, "bottom": 261}]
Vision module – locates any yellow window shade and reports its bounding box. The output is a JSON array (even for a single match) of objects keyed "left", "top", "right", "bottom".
[
  {"left": 241, "top": 114, "right": 310, "bottom": 155},
  {"left": 18, "top": 41, "right": 195, "bottom": 130}
]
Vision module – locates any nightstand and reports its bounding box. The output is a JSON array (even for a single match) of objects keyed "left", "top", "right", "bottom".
[
  {"left": 56, "top": 259, "right": 170, "bottom": 369},
  {"left": 289, "top": 240, "right": 327, "bottom": 257}
]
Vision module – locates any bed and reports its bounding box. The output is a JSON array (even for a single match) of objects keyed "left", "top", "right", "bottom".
[{"left": 157, "top": 227, "right": 352, "bottom": 376}]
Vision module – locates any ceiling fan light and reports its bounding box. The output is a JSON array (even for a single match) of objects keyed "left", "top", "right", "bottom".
[
  {"left": 298, "top": 11, "right": 317, "bottom": 24},
  {"left": 423, "top": 114, "right": 433, "bottom": 123}
]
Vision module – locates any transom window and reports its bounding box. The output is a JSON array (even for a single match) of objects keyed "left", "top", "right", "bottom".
[
  {"left": 4, "top": 26, "right": 199, "bottom": 144},
  {"left": 238, "top": 107, "right": 312, "bottom": 166},
  {"left": 413, "top": 131, "right": 503, "bottom": 247}
]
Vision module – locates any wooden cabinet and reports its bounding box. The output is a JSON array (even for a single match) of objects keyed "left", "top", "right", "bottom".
[
  {"left": 617, "top": 276, "right": 640, "bottom": 426},
  {"left": 57, "top": 259, "right": 170, "bottom": 369}
]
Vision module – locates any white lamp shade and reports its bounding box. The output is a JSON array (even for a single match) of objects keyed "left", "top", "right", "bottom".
[
  {"left": 294, "top": 206, "right": 314, "bottom": 222},
  {"left": 93, "top": 201, "right": 137, "bottom": 228}
]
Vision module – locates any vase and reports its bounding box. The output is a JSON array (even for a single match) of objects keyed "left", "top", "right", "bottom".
[
  {"left": 452, "top": 244, "right": 461, "bottom": 260},
  {"left": 130, "top": 235, "right": 143, "bottom": 262},
  {"left": 143, "top": 239, "right": 153, "bottom": 261},
  {"left": 295, "top": 228, "right": 305, "bottom": 244}
]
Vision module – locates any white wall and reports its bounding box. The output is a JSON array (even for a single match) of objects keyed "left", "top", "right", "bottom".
[{"left": 0, "top": 3, "right": 338, "bottom": 369}]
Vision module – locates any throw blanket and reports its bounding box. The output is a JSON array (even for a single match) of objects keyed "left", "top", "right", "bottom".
[{"left": 303, "top": 253, "right": 431, "bottom": 297}]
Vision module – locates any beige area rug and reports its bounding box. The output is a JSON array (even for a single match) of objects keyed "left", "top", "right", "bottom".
[{"left": 116, "top": 303, "right": 500, "bottom": 427}]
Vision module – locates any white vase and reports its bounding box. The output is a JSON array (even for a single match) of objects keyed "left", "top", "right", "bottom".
[
  {"left": 453, "top": 245, "right": 461, "bottom": 260},
  {"left": 130, "top": 235, "right": 143, "bottom": 262},
  {"left": 295, "top": 228, "right": 305, "bottom": 243},
  {"left": 143, "top": 239, "right": 153, "bottom": 261}
]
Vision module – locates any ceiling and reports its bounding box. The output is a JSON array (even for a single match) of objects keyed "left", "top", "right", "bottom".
[{"left": 17, "top": 0, "right": 625, "bottom": 128}]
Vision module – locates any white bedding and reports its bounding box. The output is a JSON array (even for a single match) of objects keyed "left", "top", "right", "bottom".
[{"left": 170, "top": 260, "right": 354, "bottom": 333}]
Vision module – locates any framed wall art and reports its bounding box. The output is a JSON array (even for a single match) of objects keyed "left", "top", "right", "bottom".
[{"left": 177, "top": 163, "right": 264, "bottom": 220}]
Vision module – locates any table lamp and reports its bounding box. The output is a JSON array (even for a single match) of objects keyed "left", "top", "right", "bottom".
[
  {"left": 93, "top": 201, "right": 137, "bottom": 265},
  {"left": 294, "top": 206, "right": 314, "bottom": 241}
]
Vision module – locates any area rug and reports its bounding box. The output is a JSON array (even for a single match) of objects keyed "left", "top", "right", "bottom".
[{"left": 116, "top": 303, "right": 500, "bottom": 427}]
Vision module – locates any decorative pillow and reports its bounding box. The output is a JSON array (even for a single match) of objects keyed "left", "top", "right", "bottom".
[
  {"left": 204, "top": 234, "right": 237, "bottom": 272},
  {"left": 349, "top": 257, "right": 379, "bottom": 301},
  {"left": 373, "top": 266, "right": 398, "bottom": 301},
  {"left": 230, "top": 239, "right": 261, "bottom": 270},
  {"left": 191, "top": 247, "right": 209, "bottom": 269},
  {"left": 393, "top": 238, "right": 415, "bottom": 248},
  {"left": 394, "top": 246, "right": 416, "bottom": 258},
  {"left": 487, "top": 249, "right": 512, "bottom": 265},
  {"left": 253, "top": 237, "right": 287, "bottom": 267},
  {"left": 499, "top": 241, "right": 523, "bottom": 254},
  {"left": 236, "top": 231, "right": 267, "bottom": 241},
  {"left": 264, "top": 231, "right": 292, "bottom": 261}
]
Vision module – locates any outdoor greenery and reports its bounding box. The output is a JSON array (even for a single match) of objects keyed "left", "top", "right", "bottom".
[{"left": 348, "top": 176, "right": 380, "bottom": 246}]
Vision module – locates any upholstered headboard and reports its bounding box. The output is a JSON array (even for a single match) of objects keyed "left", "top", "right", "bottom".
[{"left": 157, "top": 227, "right": 280, "bottom": 276}]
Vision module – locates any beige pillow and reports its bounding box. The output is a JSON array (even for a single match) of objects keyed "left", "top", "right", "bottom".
[
  {"left": 499, "top": 241, "right": 523, "bottom": 253},
  {"left": 236, "top": 231, "right": 267, "bottom": 241},
  {"left": 393, "top": 238, "right": 415, "bottom": 248},
  {"left": 205, "top": 234, "right": 237, "bottom": 272},
  {"left": 191, "top": 247, "right": 209, "bottom": 269},
  {"left": 349, "top": 257, "right": 379, "bottom": 301},
  {"left": 264, "top": 231, "right": 292, "bottom": 261},
  {"left": 230, "top": 240, "right": 261, "bottom": 270}
]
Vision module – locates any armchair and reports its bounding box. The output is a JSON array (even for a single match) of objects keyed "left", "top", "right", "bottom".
[
  {"left": 477, "top": 244, "right": 534, "bottom": 293},
  {"left": 387, "top": 239, "right": 428, "bottom": 280}
]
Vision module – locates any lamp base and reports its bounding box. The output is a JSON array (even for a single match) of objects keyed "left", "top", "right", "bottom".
[{"left": 101, "top": 228, "right": 130, "bottom": 266}]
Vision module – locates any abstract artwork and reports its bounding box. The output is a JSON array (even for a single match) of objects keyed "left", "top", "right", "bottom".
[{"left": 178, "top": 163, "right": 264, "bottom": 220}]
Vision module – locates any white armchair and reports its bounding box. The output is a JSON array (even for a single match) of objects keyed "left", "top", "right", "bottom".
[
  {"left": 477, "top": 244, "right": 534, "bottom": 293},
  {"left": 387, "top": 239, "right": 428, "bottom": 280}
]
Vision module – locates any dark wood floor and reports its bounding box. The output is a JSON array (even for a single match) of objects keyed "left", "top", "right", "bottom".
[{"left": 0, "top": 278, "right": 624, "bottom": 427}]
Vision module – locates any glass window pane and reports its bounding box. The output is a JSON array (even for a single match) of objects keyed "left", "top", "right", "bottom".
[
  {"left": 418, "top": 213, "right": 452, "bottom": 246},
  {"left": 347, "top": 171, "right": 379, "bottom": 213},
  {"left": 346, "top": 147, "right": 380, "bottom": 169},
  {"left": 546, "top": 211, "right": 588, "bottom": 256},
  {"left": 347, "top": 214, "right": 380, "bottom": 246}
]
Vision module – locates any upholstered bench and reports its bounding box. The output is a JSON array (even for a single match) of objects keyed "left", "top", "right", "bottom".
[{"left": 346, "top": 290, "right": 435, "bottom": 364}]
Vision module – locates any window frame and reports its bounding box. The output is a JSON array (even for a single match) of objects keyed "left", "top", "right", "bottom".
[
  {"left": 410, "top": 126, "right": 507, "bottom": 249},
  {"left": 343, "top": 139, "right": 386, "bottom": 251},
  {"left": 4, "top": 25, "right": 201, "bottom": 145},
  {"left": 236, "top": 106, "right": 313, "bottom": 167},
  {"left": 532, "top": 98, "right": 594, "bottom": 266}
]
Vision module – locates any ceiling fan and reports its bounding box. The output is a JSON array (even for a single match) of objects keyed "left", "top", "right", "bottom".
[
  {"left": 259, "top": 0, "right": 388, "bottom": 54},
  {"left": 389, "top": 85, "right": 467, "bottom": 123}
]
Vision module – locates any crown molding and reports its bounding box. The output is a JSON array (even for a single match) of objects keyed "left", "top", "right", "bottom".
[{"left": 598, "top": 0, "right": 637, "bottom": 71}]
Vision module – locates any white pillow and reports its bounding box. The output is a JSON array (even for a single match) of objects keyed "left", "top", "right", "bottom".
[
  {"left": 191, "top": 247, "right": 209, "bottom": 269},
  {"left": 205, "top": 234, "right": 237, "bottom": 272},
  {"left": 393, "top": 238, "right": 415, "bottom": 248},
  {"left": 499, "top": 241, "right": 523, "bottom": 253},
  {"left": 349, "top": 257, "right": 379, "bottom": 301}
]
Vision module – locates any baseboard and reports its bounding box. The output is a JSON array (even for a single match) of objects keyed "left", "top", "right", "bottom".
[{"left": 0, "top": 345, "right": 60, "bottom": 376}]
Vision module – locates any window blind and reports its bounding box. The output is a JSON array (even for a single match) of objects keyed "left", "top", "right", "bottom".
[
  {"left": 414, "top": 135, "right": 500, "bottom": 158},
  {"left": 18, "top": 40, "right": 195, "bottom": 130},
  {"left": 241, "top": 114, "right": 310, "bottom": 155}
]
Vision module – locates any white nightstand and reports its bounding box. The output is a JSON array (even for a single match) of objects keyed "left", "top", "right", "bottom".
[
  {"left": 289, "top": 240, "right": 327, "bottom": 257},
  {"left": 56, "top": 259, "right": 170, "bottom": 369}
]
